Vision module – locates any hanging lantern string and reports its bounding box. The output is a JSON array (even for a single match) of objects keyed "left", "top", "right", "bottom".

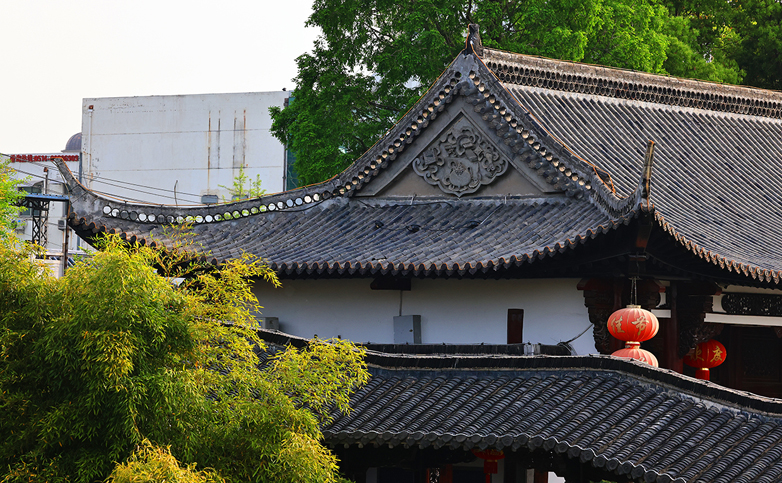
[{"left": 631, "top": 276, "right": 638, "bottom": 306}]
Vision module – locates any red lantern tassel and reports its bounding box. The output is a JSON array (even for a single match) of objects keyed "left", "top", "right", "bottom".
[
  {"left": 484, "top": 460, "right": 498, "bottom": 474},
  {"left": 695, "top": 368, "right": 710, "bottom": 381}
]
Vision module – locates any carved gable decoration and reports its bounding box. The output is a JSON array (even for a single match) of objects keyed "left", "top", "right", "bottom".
[{"left": 412, "top": 116, "right": 508, "bottom": 197}]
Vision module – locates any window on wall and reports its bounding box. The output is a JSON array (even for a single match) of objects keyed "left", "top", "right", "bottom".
[
  {"left": 284, "top": 149, "right": 299, "bottom": 190},
  {"left": 507, "top": 309, "right": 524, "bottom": 344}
]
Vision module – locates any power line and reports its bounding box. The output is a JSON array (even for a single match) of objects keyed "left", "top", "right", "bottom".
[
  {"left": 4, "top": 154, "right": 206, "bottom": 203},
  {"left": 10, "top": 165, "right": 201, "bottom": 205},
  {"left": 87, "top": 188, "right": 195, "bottom": 206},
  {"left": 87, "top": 177, "right": 202, "bottom": 203},
  {"left": 86, "top": 173, "right": 205, "bottom": 199},
  {"left": 3, "top": 152, "right": 271, "bottom": 207}
]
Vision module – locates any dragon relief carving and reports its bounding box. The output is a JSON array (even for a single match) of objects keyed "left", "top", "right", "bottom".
[{"left": 412, "top": 125, "right": 508, "bottom": 196}]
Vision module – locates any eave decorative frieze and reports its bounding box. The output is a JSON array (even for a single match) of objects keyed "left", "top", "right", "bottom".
[{"left": 721, "top": 293, "right": 782, "bottom": 317}]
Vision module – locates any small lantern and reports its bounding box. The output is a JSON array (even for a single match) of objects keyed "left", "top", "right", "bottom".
[
  {"left": 684, "top": 339, "right": 726, "bottom": 380},
  {"left": 472, "top": 449, "right": 505, "bottom": 483},
  {"left": 612, "top": 342, "right": 659, "bottom": 366},
  {"left": 607, "top": 305, "right": 660, "bottom": 367}
]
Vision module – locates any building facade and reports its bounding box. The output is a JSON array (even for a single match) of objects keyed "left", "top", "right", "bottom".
[
  {"left": 58, "top": 25, "right": 782, "bottom": 482},
  {"left": 81, "top": 91, "right": 292, "bottom": 205}
]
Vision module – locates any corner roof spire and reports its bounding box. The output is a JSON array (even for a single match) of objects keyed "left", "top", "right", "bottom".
[
  {"left": 467, "top": 24, "right": 483, "bottom": 56},
  {"left": 641, "top": 140, "right": 655, "bottom": 205}
]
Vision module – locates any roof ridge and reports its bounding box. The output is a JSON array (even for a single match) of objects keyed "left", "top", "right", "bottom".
[
  {"left": 467, "top": 54, "right": 648, "bottom": 219},
  {"left": 482, "top": 47, "right": 782, "bottom": 120},
  {"left": 256, "top": 328, "right": 782, "bottom": 417}
]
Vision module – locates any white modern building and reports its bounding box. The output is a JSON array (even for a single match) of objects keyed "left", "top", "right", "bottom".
[
  {"left": 10, "top": 90, "right": 292, "bottom": 273},
  {"left": 80, "top": 91, "right": 293, "bottom": 206}
]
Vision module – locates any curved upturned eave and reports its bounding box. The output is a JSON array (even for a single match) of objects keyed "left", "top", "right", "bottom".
[
  {"left": 62, "top": 175, "right": 636, "bottom": 276},
  {"left": 651, "top": 207, "right": 782, "bottom": 284}
]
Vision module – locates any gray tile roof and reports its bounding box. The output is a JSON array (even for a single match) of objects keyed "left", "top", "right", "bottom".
[
  {"left": 505, "top": 83, "right": 782, "bottom": 274},
  {"left": 483, "top": 47, "right": 782, "bottom": 282},
  {"left": 56, "top": 35, "right": 782, "bottom": 283},
  {"left": 65, "top": 192, "right": 626, "bottom": 276},
  {"left": 256, "top": 330, "right": 782, "bottom": 483},
  {"left": 327, "top": 364, "right": 782, "bottom": 483}
]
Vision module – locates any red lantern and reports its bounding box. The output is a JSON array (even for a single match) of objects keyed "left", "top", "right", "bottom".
[
  {"left": 472, "top": 449, "right": 505, "bottom": 483},
  {"left": 607, "top": 305, "right": 659, "bottom": 342},
  {"left": 607, "top": 305, "right": 660, "bottom": 367},
  {"left": 684, "top": 339, "right": 726, "bottom": 380}
]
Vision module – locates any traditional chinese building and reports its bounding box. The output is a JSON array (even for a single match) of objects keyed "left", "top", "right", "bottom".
[{"left": 58, "top": 25, "right": 782, "bottom": 481}]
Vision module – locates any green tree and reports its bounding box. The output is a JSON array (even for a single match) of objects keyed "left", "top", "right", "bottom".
[
  {"left": 661, "top": 15, "right": 742, "bottom": 84},
  {"left": 583, "top": 0, "right": 670, "bottom": 72},
  {"left": 732, "top": 0, "right": 782, "bottom": 90},
  {"left": 270, "top": 0, "right": 741, "bottom": 185},
  {"left": 0, "top": 155, "right": 23, "bottom": 243},
  {"left": 219, "top": 166, "right": 266, "bottom": 201},
  {"left": 107, "top": 440, "right": 225, "bottom": 483},
  {"left": 0, "top": 232, "right": 369, "bottom": 483}
]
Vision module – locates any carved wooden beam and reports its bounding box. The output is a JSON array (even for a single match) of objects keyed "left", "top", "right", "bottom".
[{"left": 675, "top": 281, "right": 722, "bottom": 357}]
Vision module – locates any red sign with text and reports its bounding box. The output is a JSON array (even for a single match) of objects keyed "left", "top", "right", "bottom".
[{"left": 10, "top": 154, "right": 79, "bottom": 163}]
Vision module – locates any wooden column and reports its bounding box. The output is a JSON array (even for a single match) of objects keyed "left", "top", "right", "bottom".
[
  {"left": 578, "top": 278, "right": 620, "bottom": 354},
  {"left": 660, "top": 284, "right": 682, "bottom": 372},
  {"left": 440, "top": 465, "right": 453, "bottom": 483},
  {"left": 676, "top": 282, "right": 722, "bottom": 358}
]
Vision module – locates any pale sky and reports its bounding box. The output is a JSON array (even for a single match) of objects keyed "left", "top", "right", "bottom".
[{"left": 1, "top": 0, "right": 319, "bottom": 154}]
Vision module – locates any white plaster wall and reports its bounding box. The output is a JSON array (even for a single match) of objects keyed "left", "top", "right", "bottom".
[
  {"left": 253, "top": 278, "right": 596, "bottom": 355},
  {"left": 81, "top": 92, "right": 289, "bottom": 205}
]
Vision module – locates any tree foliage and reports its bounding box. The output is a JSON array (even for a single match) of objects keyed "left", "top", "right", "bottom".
[
  {"left": 0, "top": 156, "right": 23, "bottom": 243},
  {"left": 732, "top": 0, "right": 782, "bottom": 91},
  {"left": 271, "top": 0, "right": 767, "bottom": 185},
  {"left": 219, "top": 166, "right": 266, "bottom": 202},
  {"left": 0, "top": 231, "right": 369, "bottom": 483},
  {"left": 107, "top": 440, "right": 224, "bottom": 483}
]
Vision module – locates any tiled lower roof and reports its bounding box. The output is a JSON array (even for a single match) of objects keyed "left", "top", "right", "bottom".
[
  {"left": 322, "top": 352, "right": 782, "bottom": 483},
  {"left": 68, "top": 195, "right": 626, "bottom": 276},
  {"left": 255, "top": 330, "right": 782, "bottom": 483}
]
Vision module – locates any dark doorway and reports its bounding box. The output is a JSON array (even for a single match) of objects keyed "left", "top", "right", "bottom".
[{"left": 508, "top": 309, "right": 524, "bottom": 344}]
